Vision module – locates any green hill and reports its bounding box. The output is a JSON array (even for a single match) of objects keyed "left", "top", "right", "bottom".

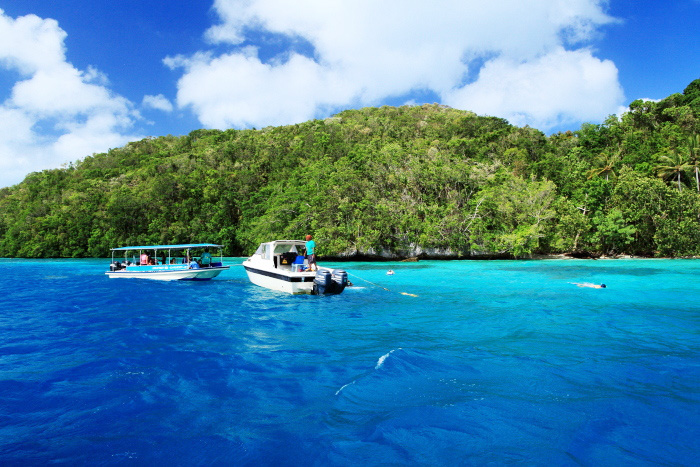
[{"left": 1, "top": 79, "right": 699, "bottom": 259}]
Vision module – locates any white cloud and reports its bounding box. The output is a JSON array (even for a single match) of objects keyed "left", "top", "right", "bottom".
[
  {"left": 10, "top": 65, "right": 129, "bottom": 116},
  {"left": 444, "top": 47, "right": 624, "bottom": 129},
  {"left": 0, "top": 9, "right": 142, "bottom": 188},
  {"left": 142, "top": 94, "right": 174, "bottom": 112},
  {"left": 0, "top": 10, "right": 66, "bottom": 74},
  {"left": 167, "top": 50, "right": 338, "bottom": 128},
  {"left": 170, "top": 0, "right": 624, "bottom": 132}
]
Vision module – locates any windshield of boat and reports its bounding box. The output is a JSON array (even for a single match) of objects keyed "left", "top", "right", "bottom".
[{"left": 273, "top": 243, "right": 304, "bottom": 255}]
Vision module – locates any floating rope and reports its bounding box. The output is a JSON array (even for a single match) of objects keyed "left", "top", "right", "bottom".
[{"left": 347, "top": 272, "right": 418, "bottom": 297}]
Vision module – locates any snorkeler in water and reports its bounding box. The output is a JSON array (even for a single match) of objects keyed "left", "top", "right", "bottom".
[{"left": 572, "top": 282, "right": 606, "bottom": 288}]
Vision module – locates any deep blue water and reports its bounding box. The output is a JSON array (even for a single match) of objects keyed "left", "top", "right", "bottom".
[{"left": 0, "top": 258, "right": 699, "bottom": 465}]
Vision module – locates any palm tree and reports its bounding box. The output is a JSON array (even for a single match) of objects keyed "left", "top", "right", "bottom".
[
  {"left": 586, "top": 150, "right": 619, "bottom": 181},
  {"left": 687, "top": 134, "right": 700, "bottom": 192},
  {"left": 656, "top": 148, "right": 691, "bottom": 192}
]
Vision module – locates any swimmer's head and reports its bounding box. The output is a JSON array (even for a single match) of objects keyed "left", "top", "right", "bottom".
[{"left": 601, "top": 284, "right": 606, "bottom": 288}]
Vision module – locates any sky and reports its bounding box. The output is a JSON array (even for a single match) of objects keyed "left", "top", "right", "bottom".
[{"left": 0, "top": 1, "right": 698, "bottom": 188}]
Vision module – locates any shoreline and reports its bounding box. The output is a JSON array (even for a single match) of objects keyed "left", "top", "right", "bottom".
[
  {"left": 321, "top": 252, "right": 670, "bottom": 262},
  {"left": 1, "top": 254, "right": 695, "bottom": 261}
]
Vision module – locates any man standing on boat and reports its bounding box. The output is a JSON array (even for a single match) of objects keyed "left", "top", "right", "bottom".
[{"left": 305, "top": 235, "right": 317, "bottom": 271}]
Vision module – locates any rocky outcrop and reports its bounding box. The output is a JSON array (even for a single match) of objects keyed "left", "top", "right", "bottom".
[{"left": 323, "top": 244, "right": 514, "bottom": 261}]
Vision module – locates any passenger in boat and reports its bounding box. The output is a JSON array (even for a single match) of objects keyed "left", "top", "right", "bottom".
[
  {"left": 140, "top": 253, "right": 149, "bottom": 266},
  {"left": 189, "top": 258, "right": 200, "bottom": 269},
  {"left": 305, "top": 234, "right": 317, "bottom": 271},
  {"left": 200, "top": 248, "right": 212, "bottom": 267}
]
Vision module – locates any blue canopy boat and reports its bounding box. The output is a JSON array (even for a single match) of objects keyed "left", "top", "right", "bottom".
[{"left": 106, "top": 243, "right": 229, "bottom": 281}]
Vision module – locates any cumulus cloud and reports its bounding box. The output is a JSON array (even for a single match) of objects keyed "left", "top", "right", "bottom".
[
  {"left": 0, "top": 9, "right": 142, "bottom": 188},
  {"left": 142, "top": 94, "right": 174, "bottom": 112},
  {"left": 166, "top": 49, "right": 338, "bottom": 128},
  {"left": 169, "top": 0, "right": 624, "bottom": 132},
  {"left": 445, "top": 47, "right": 624, "bottom": 129}
]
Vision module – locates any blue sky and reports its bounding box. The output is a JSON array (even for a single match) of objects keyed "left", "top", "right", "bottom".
[{"left": 0, "top": 0, "right": 698, "bottom": 188}]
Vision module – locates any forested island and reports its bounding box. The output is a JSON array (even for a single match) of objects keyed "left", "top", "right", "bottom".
[{"left": 1, "top": 79, "right": 699, "bottom": 259}]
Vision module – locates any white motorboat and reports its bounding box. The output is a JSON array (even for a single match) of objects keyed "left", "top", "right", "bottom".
[
  {"left": 106, "top": 243, "right": 229, "bottom": 281},
  {"left": 242, "top": 239, "right": 348, "bottom": 294}
]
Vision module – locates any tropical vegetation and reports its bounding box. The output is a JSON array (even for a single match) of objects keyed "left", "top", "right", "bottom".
[{"left": 1, "top": 79, "right": 699, "bottom": 259}]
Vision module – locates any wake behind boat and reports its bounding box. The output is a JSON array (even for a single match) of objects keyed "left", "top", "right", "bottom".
[
  {"left": 106, "top": 243, "right": 229, "bottom": 281},
  {"left": 243, "top": 239, "right": 348, "bottom": 295}
]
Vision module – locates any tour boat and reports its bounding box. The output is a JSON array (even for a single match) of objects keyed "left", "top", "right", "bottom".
[
  {"left": 242, "top": 239, "right": 348, "bottom": 294},
  {"left": 106, "top": 243, "right": 229, "bottom": 281}
]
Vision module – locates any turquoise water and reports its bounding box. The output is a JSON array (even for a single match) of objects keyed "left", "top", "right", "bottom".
[{"left": 0, "top": 258, "right": 698, "bottom": 464}]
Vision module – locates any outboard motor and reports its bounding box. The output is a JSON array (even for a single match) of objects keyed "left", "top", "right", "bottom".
[
  {"left": 331, "top": 269, "right": 348, "bottom": 294},
  {"left": 312, "top": 270, "right": 333, "bottom": 295},
  {"left": 109, "top": 261, "right": 122, "bottom": 271}
]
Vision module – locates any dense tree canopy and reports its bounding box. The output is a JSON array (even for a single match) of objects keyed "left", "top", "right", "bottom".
[{"left": 1, "top": 79, "right": 699, "bottom": 259}]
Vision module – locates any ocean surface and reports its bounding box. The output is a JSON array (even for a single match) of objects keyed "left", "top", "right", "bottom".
[{"left": 0, "top": 258, "right": 698, "bottom": 465}]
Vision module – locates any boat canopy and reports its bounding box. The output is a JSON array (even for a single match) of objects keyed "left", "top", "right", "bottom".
[{"left": 111, "top": 243, "right": 223, "bottom": 251}]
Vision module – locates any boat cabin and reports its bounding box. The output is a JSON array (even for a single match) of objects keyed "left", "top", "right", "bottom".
[{"left": 253, "top": 240, "right": 310, "bottom": 272}]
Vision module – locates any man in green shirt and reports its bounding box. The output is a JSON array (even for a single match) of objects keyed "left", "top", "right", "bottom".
[{"left": 305, "top": 235, "right": 317, "bottom": 271}]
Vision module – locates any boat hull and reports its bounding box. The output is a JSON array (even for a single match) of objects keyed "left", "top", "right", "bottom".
[
  {"left": 243, "top": 264, "right": 316, "bottom": 294},
  {"left": 106, "top": 266, "right": 229, "bottom": 281}
]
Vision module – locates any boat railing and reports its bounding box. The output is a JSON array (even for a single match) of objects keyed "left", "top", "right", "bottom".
[{"left": 112, "top": 245, "right": 226, "bottom": 269}]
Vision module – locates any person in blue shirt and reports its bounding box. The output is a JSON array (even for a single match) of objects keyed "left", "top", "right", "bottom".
[
  {"left": 305, "top": 234, "right": 317, "bottom": 271},
  {"left": 200, "top": 248, "right": 212, "bottom": 267}
]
